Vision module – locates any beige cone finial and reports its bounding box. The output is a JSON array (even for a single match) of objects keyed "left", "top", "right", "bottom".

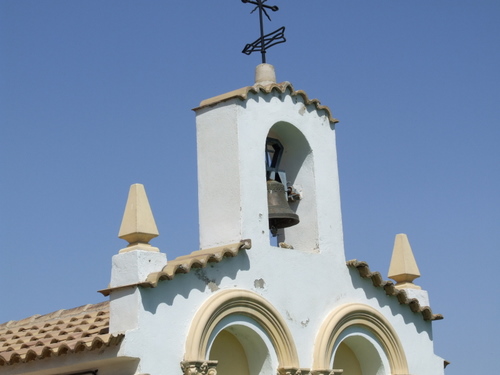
[
  {"left": 388, "top": 233, "right": 421, "bottom": 289},
  {"left": 118, "top": 183, "right": 159, "bottom": 253}
]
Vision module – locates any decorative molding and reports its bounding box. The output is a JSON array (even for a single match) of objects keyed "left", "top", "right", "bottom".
[
  {"left": 194, "top": 82, "right": 339, "bottom": 125},
  {"left": 180, "top": 360, "right": 218, "bottom": 375},
  {"left": 312, "top": 303, "right": 409, "bottom": 374},
  {"left": 184, "top": 289, "right": 299, "bottom": 368},
  {"left": 277, "top": 368, "right": 309, "bottom": 375}
]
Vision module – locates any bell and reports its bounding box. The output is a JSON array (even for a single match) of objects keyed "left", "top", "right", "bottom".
[{"left": 267, "top": 179, "right": 300, "bottom": 235}]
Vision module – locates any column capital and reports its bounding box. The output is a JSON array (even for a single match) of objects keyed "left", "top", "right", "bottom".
[{"left": 180, "top": 360, "right": 218, "bottom": 375}]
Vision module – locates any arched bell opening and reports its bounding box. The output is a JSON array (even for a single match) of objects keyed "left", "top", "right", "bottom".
[{"left": 266, "top": 122, "right": 318, "bottom": 251}]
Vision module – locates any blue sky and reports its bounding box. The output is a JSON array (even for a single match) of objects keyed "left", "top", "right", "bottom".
[{"left": 1, "top": 1, "right": 499, "bottom": 374}]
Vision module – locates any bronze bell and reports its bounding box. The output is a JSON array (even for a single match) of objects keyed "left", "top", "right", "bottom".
[{"left": 267, "top": 179, "right": 300, "bottom": 236}]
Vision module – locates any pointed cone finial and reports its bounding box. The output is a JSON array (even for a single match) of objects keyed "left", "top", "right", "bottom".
[
  {"left": 255, "top": 63, "right": 276, "bottom": 86},
  {"left": 118, "top": 183, "right": 159, "bottom": 253},
  {"left": 388, "top": 233, "right": 421, "bottom": 289}
]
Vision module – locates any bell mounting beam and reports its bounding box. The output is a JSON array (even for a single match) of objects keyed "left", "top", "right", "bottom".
[
  {"left": 242, "top": 0, "right": 286, "bottom": 64},
  {"left": 266, "top": 137, "right": 284, "bottom": 183}
]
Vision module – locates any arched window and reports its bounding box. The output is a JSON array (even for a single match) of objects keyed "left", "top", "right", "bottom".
[
  {"left": 313, "top": 304, "right": 409, "bottom": 374},
  {"left": 208, "top": 319, "right": 275, "bottom": 375},
  {"left": 209, "top": 330, "right": 250, "bottom": 375},
  {"left": 184, "top": 290, "right": 299, "bottom": 374},
  {"left": 333, "top": 342, "right": 362, "bottom": 375},
  {"left": 332, "top": 328, "right": 390, "bottom": 375},
  {"left": 266, "top": 122, "right": 318, "bottom": 251}
]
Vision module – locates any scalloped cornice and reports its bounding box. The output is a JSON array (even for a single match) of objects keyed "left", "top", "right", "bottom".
[
  {"left": 346, "top": 260, "right": 443, "bottom": 321},
  {"left": 193, "top": 82, "right": 339, "bottom": 124},
  {"left": 144, "top": 239, "right": 252, "bottom": 288},
  {"left": 99, "top": 240, "right": 251, "bottom": 296}
]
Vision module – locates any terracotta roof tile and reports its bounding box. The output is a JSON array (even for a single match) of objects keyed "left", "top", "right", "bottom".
[
  {"left": 193, "top": 82, "right": 339, "bottom": 124},
  {"left": 347, "top": 260, "right": 443, "bottom": 321},
  {"left": 145, "top": 239, "right": 251, "bottom": 287},
  {"left": 0, "top": 301, "right": 123, "bottom": 366},
  {"left": 99, "top": 239, "right": 251, "bottom": 296}
]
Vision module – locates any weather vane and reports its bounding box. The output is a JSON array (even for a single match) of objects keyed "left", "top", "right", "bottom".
[{"left": 241, "top": 0, "right": 286, "bottom": 64}]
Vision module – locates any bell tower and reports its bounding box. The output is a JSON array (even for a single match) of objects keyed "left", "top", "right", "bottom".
[{"left": 194, "top": 64, "right": 344, "bottom": 261}]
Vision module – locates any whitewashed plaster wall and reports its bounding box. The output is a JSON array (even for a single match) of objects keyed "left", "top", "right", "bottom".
[
  {"left": 109, "top": 86, "right": 444, "bottom": 375},
  {"left": 110, "top": 247, "right": 444, "bottom": 374},
  {"left": 196, "top": 91, "right": 343, "bottom": 263}
]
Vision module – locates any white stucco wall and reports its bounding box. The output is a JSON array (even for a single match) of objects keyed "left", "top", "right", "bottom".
[
  {"left": 110, "top": 248, "right": 443, "bottom": 374},
  {"left": 196, "top": 90, "right": 344, "bottom": 264},
  {"left": 108, "top": 86, "right": 444, "bottom": 375}
]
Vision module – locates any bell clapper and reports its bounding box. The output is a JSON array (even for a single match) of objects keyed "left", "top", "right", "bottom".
[{"left": 287, "top": 184, "right": 302, "bottom": 202}]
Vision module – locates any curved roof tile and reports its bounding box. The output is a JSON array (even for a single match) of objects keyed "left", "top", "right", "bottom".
[
  {"left": 0, "top": 302, "right": 123, "bottom": 366},
  {"left": 99, "top": 240, "right": 252, "bottom": 296},
  {"left": 346, "top": 259, "right": 443, "bottom": 321},
  {"left": 194, "top": 82, "right": 339, "bottom": 124},
  {"left": 144, "top": 239, "right": 252, "bottom": 288}
]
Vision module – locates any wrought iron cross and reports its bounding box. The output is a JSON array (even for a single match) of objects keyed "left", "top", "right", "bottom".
[{"left": 242, "top": 0, "right": 286, "bottom": 64}]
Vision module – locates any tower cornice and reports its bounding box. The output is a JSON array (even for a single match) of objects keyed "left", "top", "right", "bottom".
[{"left": 193, "top": 81, "right": 338, "bottom": 124}]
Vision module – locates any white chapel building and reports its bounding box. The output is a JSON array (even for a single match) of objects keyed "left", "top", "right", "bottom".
[{"left": 0, "top": 64, "right": 447, "bottom": 375}]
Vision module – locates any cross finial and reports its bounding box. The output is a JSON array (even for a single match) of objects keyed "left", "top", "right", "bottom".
[{"left": 242, "top": 0, "right": 286, "bottom": 64}]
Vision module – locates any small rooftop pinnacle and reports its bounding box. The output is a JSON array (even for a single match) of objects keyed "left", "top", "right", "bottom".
[
  {"left": 194, "top": 65, "right": 338, "bottom": 124},
  {"left": 255, "top": 63, "right": 276, "bottom": 86},
  {"left": 388, "top": 233, "right": 421, "bottom": 289},
  {"left": 118, "top": 183, "right": 159, "bottom": 253}
]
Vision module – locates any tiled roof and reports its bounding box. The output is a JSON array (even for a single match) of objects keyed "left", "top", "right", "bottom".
[
  {"left": 193, "top": 82, "right": 339, "bottom": 124},
  {"left": 0, "top": 301, "right": 123, "bottom": 366},
  {"left": 347, "top": 260, "right": 444, "bottom": 321},
  {"left": 99, "top": 239, "right": 252, "bottom": 296}
]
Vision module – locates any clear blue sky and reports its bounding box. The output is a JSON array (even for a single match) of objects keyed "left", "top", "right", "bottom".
[{"left": 1, "top": 1, "right": 499, "bottom": 374}]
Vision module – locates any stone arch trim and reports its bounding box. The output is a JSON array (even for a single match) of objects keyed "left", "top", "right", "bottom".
[
  {"left": 184, "top": 289, "right": 300, "bottom": 368},
  {"left": 312, "top": 303, "right": 409, "bottom": 374}
]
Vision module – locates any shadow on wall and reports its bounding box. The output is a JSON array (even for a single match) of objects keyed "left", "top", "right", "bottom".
[
  {"left": 348, "top": 267, "right": 432, "bottom": 336},
  {"left": 140, "top": 252, "right": 251, "bottom": 314}
]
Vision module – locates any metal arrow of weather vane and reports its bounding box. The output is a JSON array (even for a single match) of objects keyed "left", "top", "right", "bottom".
[{"left": 241, "top": 0, "right": 286, "bottom": 64}]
